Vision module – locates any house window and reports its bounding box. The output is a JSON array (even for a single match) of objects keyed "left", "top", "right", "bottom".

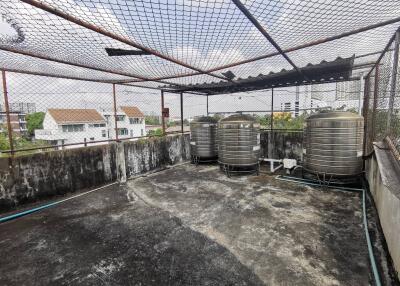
[
  {"left": 141, "top": 129, "right": 144, "bottom": 136},
  {"left": 102, "top": 130, "right": 106, "bottom": 138},
  {"left": 89, "top": 123, "right": 106, "bottom": 128},
  {"left": 129, "top": 118, "right": 140, "bottom": 124},
  {"left": 116, "top": 115, "right": 125, "bottom": 121},
  {"left": 62, "top": 124, "right": 84, "bottom": 132},
  {"left": 117, "top": 128, "right": 128, "bottom": 136},
  {"left": 90, "top": 137, "right": 94, "bottom": 141},
  {"left": 130, "top": 130, "right": 133, "bottom": 137}
]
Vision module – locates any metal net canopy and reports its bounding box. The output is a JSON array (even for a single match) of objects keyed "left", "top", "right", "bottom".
[{"left": 0, "top": 0, "right": 400, "bottom": 92}]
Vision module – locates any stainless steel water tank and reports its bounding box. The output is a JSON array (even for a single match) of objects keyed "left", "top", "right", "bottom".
[
  {"left": 303, "top": 111, "right": 364, "bottom": 177},
  {"left": 218, "top": 114, "right": 260, "bottom": 166},
  {"left": 190, "top": 116, "right": 218, "bottom": 159}
]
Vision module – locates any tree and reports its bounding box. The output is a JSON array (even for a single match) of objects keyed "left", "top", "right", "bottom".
[
  {"left": 145, "top": 115, "right": 160, "bottom": 125},
  {"left": 0, "top": 133, "right": 10, "bottom": 150},
  {"left": 255, "top": 114, "right": 271, "bottom": 128},
  {"left": 26, "top": 112, "right": 45, "bottom": 136},
  {"left": 147, "top": 128, "right": 163, "bottom": 137}
]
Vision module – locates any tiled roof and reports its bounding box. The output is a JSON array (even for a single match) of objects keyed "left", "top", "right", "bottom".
[
  {"left": 48, "top": 109, "right": 105, "bottom": 124},
  {"left": 120, "top": 106, "right": 144, "bottom": 118}
]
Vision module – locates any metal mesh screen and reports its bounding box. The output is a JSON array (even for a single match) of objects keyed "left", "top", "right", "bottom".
[
  {"left": 364, "top": 32, "right": 400, "bottom": 160},
  {"left": 0, "top": 71, "right": 163, "bottom": 154},
  {"left": 0, "top": 0, "right": 399, "bottom": 161},
  {"left": 1, "top": 0, "right": 399, "bottom": 85},
  {"left": 207, "top": 82, "right": 363, "bottom": 130}
]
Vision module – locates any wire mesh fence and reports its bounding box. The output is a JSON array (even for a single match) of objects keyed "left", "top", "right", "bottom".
[
  {"left": 0, "top": 71, "right": 168, "bottom": 155},
  {"left": 207, "top": 81, "right": 364, "bottom": 130},
  {"left": 0, "top": 69, "right": 370, "bottom": 156},
  {"left": 364, "top": 31, "right": 400, "bottom": 160}
]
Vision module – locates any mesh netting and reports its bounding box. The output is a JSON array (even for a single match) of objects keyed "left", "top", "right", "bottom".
[
  {"left": 1, "top": 0, "right": 399, "bottom": 84},
  {"left": 0, "top": 0, "right": 399, "bottom": 158},
  {"left": 364, "top": 36, "right": 400, "bottom": 159}
]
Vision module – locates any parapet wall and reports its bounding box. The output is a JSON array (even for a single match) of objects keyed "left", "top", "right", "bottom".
[
  {"left": 366, "top": 145, "right": 400, "bottom": 280},
  {"left": 0, "top": 134, "right": 190, "bottom": 211},
  {"left": 0, "top": 131, "right": 300, "bottom": 212}
]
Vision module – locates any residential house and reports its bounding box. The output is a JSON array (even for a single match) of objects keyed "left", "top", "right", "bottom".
[
  {"left": 35, "top": 109, "right": 107, "bottom": 148},
  {"left": 102, "top": 106, "right": 145, "bottom": 140}
]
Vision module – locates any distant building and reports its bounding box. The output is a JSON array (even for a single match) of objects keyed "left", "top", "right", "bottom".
[
  {"left": 35, "top": 106, "right": 146, "bottom": 148},
  {"left": 35, "top": 109, "right": 107, "bottom": 148},
  {"left": 102, "top": 106, "right": 145, "bottom": 139},
  {"left": 0, "top": 111, "right": 27, "bottom": 134},
  {"left": 0, "top": 102, "right": 36, "bottom": 114}
]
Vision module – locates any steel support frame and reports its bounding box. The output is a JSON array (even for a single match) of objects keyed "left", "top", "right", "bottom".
[
  {"left": 206, "top": 95, "right": 209, "bottom": 116},
  {"left": 112, "top": 83, "right": 119, "bottom": 141},
  {"left": 270, "top": 88, "right": 274, "bottom": 132},
  {"left": 1, "top": 71, "right": 13, "bottom": 155},
  {"left": 362, "top": 75, "right": 371, "bottom": 156},
  {"left": 13, "top": 0, "right": 399, "bottom": 86},
  {"left": 371, "top": 65, "right": 380, "bottom": 142},
  {"left": 161, "top": 90, "right": 166, "bottom": 135},
  {"left": 180, "top": 92, "right": 184, "bottom": 134},
  {"left": 231, "top": 0, "right": 309, "bottom": 82},
  {"left": 386, "top": 30, "right": 400, "bottom": 132},
  {"left": 20, "top": 0, "right": 228, "bottom": 82}
]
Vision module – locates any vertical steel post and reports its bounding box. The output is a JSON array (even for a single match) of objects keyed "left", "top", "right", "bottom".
[
  {"left": 371, "top": 65, "right": 379, "bottom": 141},
  {"left": 358, "top": 73, "right": 364, "bottom": 115},
  {"left": 387, "top": 30, "right": 399, "bottom": 132},
  {"left": 206, "top": 95, "right": 209, "bottom": 116},
  {"left": 180, "top": 92, "right": 184, "bottom": 134},
  {"left": 112, "top": 83, "right": 119, "bottom": 141},
  {"left": 270, "top": 88, "right": 274, "bottom": 131},
  {"left": 362, "top": 76, "right": 370, "bottom": 157},
  {"left": 161, "top": 90, "right": 166, "bottom": 135},
  {"left": 1, "top": 71, "right": 14, "bottom": 154}
]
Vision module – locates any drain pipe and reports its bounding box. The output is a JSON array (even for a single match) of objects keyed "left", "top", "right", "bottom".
[
  {"left": 0, "top": 182, "right": 118, "bottom": 224},
  {"left": 276, "top": 175, "right": 382, "bottom": 286}
]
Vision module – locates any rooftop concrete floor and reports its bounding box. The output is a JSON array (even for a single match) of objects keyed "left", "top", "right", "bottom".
[{"left": 0, "top": 163, "right": 375, "bottom": 285}]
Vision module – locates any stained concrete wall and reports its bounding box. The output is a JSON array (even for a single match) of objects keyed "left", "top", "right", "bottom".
[
  {"left": 0, "top": 131, "right": 302, "bottom": 212},
  {"left": 0, "top": 144, "right": 117, "bottom": 211},
  {"left": 124, "top": 134, "right": 190, "bottom": 177},
  {"left": 0, "top": 134, "right": 190, "bottom": 212},
  {"left": 260, "top": 130, "right": 303, "bottom": 161},
  {"left": 366, "top": 146, "right": 400, "bottom": 280}
]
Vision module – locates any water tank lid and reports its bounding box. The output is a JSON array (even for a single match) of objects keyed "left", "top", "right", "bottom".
[
  {"left": 219, "top": 113, "right": 256, "bottom": 123},
  {"left": 307, "top": 111, "right": 363, "bottom": 121},
  {"left": 191, "top": 116, "right": 218, "bottom": 123}
]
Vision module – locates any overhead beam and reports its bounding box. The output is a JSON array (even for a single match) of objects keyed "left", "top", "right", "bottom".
[
  {"left": 367, "top": 28, "right": 399, "bottom": 77},
  {"left": 140, "top": 17, "right": 400, "bottom": 83},
  {"left": 0, "top": 46, "right": 177, "bottom": 86},
  {"left": 231, "top": 0, "right": 309, "bottom": 81},
  {"left": 19, "top": 0, "right": 229, "bottom": 82},
  {"left": 0, "top": 68, "right": 116, "bottom": 83}
]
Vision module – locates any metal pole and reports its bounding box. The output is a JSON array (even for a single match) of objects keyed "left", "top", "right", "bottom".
[
  {"left": 358, "top": 73, "right": 364, "bottom": 115},
  {"left": 231, "top": 0, "right": 309, "bottom": 81},
  {"left": 387, "top": 30, "right": 399, "bottom": 132},
  {"left": 206, "top": 95, "right": 209, "bottom": 116},
  {"left": 271, "top": 88, "right": 274, "bottom": 131},
  {"left": 371, "top": 65, "right": 379, "bottom": 141},
  {"left": 112, "top": 83, "right": 119, "bottom": 141},
  {"left": 161, "top": 90, "right": 166, "bottom": 135},
  {"left": 180, "top": 92, "right": 184, "bottom": 134},
  {"left": 362, "top": 76, "right": 370, "bottom": 157},
  {"left": 1, "top": 71, "right": 14, "bottom": 154}
]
